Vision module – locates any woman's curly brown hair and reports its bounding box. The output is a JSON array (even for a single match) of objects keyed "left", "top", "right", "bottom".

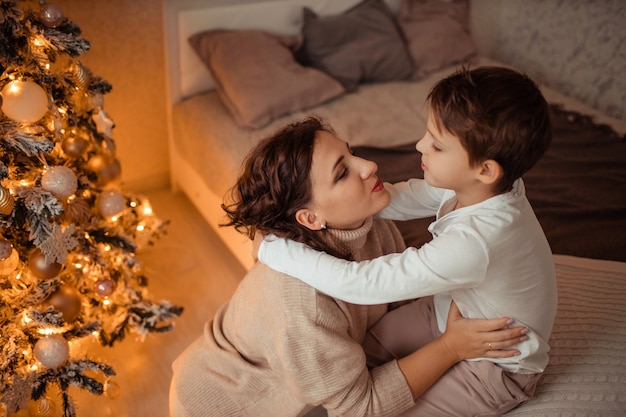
[{"left": 221, "top": 117, "right": 348, "bottom": 258}]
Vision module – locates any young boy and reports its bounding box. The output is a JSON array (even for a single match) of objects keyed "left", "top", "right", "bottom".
[{"left": 257, "top": 66, "right": 558, "bottom": 415}]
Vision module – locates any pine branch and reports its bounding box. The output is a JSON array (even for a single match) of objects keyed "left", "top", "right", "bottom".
[
  {"left": 89, "top": 228, "right": 136, "bottom": 253},
  {"left": 0, "top": 124, "right": 55, "bottom": 157}
]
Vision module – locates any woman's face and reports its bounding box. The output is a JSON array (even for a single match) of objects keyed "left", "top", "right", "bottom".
[{"left": 304, "top": 130, "right": 391, "bottom": 230}]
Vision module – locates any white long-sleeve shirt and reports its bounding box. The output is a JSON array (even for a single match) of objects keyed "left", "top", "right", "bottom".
[{"left": 258, "top": 179, "right": 558, "bottom": 373}]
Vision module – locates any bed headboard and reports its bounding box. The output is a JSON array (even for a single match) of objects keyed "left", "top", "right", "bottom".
[{"left": 162, "top": 0, "right": 403, "bottom": 106}]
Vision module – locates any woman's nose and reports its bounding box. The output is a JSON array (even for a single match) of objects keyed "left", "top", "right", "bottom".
[{"left": 359, "top": 158, "right": 378, "bottom": 179}]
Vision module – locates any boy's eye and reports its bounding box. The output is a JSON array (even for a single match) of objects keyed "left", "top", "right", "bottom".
[{"left": 432, "top": 144, "right": 442, "bottom": 152}]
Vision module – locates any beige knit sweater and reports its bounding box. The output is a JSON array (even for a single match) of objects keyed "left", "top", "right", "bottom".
[{"left": 169, "top": 218, "right": 414, "bottom": 417}]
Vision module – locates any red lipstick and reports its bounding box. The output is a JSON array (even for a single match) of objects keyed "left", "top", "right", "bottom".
[{"left": 372, "top": 179, "right": 384, "bottom": 192}]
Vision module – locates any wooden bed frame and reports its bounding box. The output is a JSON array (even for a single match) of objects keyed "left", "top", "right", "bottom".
[{"left": 162, "top": 0, "right": 263, "bottom": 271}]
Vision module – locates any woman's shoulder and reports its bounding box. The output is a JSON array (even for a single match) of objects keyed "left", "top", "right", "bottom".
[{"left": 365, "top": 219, "right": 406, "bottom": 257}]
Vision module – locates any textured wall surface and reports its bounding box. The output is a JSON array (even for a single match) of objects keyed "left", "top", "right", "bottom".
[
  {"left": 53, "top": 0, "right": 170, "bottom": 191},
  {"left": 473, "top": 0, "right": 626, "bottom": 121}
]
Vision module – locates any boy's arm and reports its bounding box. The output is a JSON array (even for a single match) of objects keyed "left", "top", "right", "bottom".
[
  {"left": 377, "top": 179, "right": 443, "bottom": 220},
  {"left": 258, "top": 228, "right": 488, "bottom": 304}
]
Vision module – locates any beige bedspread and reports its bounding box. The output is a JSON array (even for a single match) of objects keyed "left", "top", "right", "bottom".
[{"left": 172, "top": 78, "right": 429, "bottom": 199}]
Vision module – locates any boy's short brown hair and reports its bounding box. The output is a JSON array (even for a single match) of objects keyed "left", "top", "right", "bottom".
[{"left": 427, "top": 66, "right": 552, "bottom": 194}]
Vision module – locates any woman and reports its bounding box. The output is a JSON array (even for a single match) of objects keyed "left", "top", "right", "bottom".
[{"left": 168, "top": 117, "right": 527, "bottom": 417}]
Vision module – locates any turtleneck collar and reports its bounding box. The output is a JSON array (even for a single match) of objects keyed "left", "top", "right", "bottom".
[{"left": 324, "top": 216, "right": 373, "bottom": 256}]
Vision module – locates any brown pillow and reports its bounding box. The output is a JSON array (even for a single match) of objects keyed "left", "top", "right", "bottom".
[
  {"left": 398, "top": 0, "right": 476, "bottom": 78},
  {"left": 188, "top": 29, "right": 346, "bottom": 129},
  {"left": 299, "top": 0, "right": 414, "bottom": 91}
]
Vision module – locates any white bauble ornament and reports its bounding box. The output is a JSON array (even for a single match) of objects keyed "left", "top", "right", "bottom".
[
  {"left": 1, "top": 80, "right": 49, "bottom": 123},
  {"left": 41, "top": 166, "right": 78, "bottom": 199},
  {"left": 97, "top": 190, "right": 125, "bottom": 218},
  {"left": 34, "top": 334, "right": 70, "bottom": 369}
]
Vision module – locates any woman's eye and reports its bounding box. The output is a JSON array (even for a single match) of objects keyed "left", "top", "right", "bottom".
[{"left": 336, "top": 167, "right": 348, "bottom": 182}]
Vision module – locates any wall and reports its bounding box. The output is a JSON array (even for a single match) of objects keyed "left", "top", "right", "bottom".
[
  {"left": 471, "top": 0, "right": 626, "bottom": 121},
  {"left": 52, "top": 0, "right": 170, "bottom": 192}
]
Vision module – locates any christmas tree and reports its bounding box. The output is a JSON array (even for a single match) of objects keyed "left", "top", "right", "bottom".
[{"left": 0, "top": 1, "right": 183, "bottom": 416}]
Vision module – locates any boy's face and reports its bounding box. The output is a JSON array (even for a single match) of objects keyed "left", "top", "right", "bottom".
[{"left": 416, "top": 112, "right": 477, "bottom": 193}]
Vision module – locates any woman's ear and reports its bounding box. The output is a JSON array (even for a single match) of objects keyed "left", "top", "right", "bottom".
[
  {"left": 295, "top": 208, "right": 324, "bottom": 231},
  {"left": 476, "top": 159, "right": 503, "bottom": 186}
]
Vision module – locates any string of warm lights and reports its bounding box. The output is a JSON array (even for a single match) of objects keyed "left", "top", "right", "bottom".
[{"left": 0, "top": 1, "right": 182, "bottom": 416}]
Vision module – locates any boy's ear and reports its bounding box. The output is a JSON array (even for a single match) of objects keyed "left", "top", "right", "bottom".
[
  {"left": 295, "top": 208, "right": 324, "bottom": 231},
  {"left": 476, "top": 159, "right": 503, "bottom": 186}
]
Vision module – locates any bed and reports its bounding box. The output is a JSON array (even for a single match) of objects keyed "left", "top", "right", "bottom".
[{"left": 162, "top": 0, "right": 626, "bottom": 414}]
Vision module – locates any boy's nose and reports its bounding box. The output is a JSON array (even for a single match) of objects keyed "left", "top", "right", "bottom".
[{"left": 415, "top": 138, "right": 425, "bottom": 153}]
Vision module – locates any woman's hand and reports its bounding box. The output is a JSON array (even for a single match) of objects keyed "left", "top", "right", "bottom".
[{"left": 440, "top": 301, "right": 529, "bottom": 362}]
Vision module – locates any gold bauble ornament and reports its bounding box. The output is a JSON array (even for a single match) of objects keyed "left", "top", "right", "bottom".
[
  {"left": 0, "top": 248, "right": 19, "bottom": 276},
  {"left": 39, "top": 2, "right": 64, "bottom": 28},
  {"left": 73, "top": 62, "right": 90, "bottom": 90},
  {"left": 0, "top": 186, "right": 15, "bottom": 215},
  {"left": 61, "top": 134, "right": 89, "bottom": 158},
  {"left": 28, "top": 248, "right": 63, "bottom": 279},
  {"left": 28, "top": 397, "right": 56, "bottom": 417},
  {"left": 87, "top": 155, "right": 121, "bottom": 185},
  {"left": 44, "top": 285, "right": 82, "bottom": 322}
]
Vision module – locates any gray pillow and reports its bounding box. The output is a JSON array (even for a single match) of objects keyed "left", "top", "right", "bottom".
[
  {"left": 397, "top": 0, "right": 476, "bottom": 78},
  {"left": 300, "top": 0, "right": 414, "bottom": 91}
]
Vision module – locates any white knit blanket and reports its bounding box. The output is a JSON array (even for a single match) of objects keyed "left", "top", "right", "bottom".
[{"left": 505, "top": 256, "right": 626, "bottom": 416}]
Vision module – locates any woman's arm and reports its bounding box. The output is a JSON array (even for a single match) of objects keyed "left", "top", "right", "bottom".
[{"left": 397, "top": 301, "right": 527, "bottom": 399}]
